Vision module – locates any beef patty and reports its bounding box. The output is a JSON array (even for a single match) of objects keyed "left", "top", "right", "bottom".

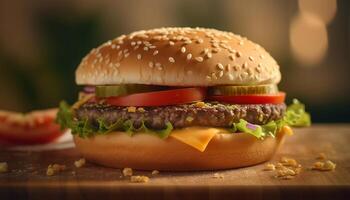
[{"left": 74, "top": 102, "right": 286, "bottom": 130}]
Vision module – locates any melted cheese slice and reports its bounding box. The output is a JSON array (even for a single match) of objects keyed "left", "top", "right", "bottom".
[{"left": 169, "top": 127, "right": 230, "bottom": 152}]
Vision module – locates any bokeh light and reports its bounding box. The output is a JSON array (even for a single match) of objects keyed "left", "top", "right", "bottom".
[
  {"left": 289, "top": 13, "right": 328, "bottom": 66},
  {"left": 298, "top": 0, "right": 337, "bottom": 24}
]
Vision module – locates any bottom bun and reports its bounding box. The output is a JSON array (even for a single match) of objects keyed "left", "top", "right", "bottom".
[{"left": 74, "top": 128, "right": 286, "bottom": 171}]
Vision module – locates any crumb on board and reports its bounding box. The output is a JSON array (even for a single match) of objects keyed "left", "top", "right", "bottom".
[
  {"left": 311, "top": 160, "right": 336, "bottom": 171},
  {"left": 46, "top": 164, "right": 66, "bottom": 176},
  {"left": 74, "top": 158, "right": 86, "bottom": 168},
  {"left": 0, "top": 162, "right": 8, "bottom": 173},
  {"left": 122, "top": 168, "right": 133, "bottom": 176},
  {"left": 212, "top": 173, "right": 224, "bottom": 179},
  {"left": 263, "top": 157, "right": 302, "bottom": 180},
  {"left": 280, "top": 157, "right": 298, "bottom": 167},
  {"left": 130, "top": 175, "right": 149, "bottom": 183},
  {"left": 151, "top": 170, "right": 160, "bottom": 175},
  {"left": 263, "top": 163, "right": 276, "bottom": 171}
]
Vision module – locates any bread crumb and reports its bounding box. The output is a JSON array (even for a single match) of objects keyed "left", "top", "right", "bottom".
[
  {"left": 130, "top": 175, "right": 149, "bottom": 183},
  {"left": 263, "top": 163, "right": 276, "bottom": 171},
  {"left": 74, "top": 158, "right": 86, "bottom": 168},
  {"left": 212, "top": 173, "right": 224, "bottom": 179},
  {"left": 127, "top": 106, "right": 136, "bottom": 113},
  {"left": 312, "top": 160, "right": 336, "bottom": 171},
  {"left": 151, "top": 170, "right": 159, "bottom": 175},
  {"left": 0, "top": 162, "right": 8, "bottom": 173},
  {"left": 316, "top": 153, "right": 326, "bottom": 160},
  {"left": 280, "top": 157, "right": 298, "bottom": 167},
  {"left": 122, "top": 168, "right": 133, "bottom": 176},
  {"left": 46, "top": 164, "right": 66, "bottom": 176}
]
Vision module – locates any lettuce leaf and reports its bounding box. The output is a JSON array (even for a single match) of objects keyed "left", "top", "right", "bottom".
[
  {"left": 56, "top": 101, "right": 173, "bottom": 138},
  {"left": 230, "top": 99, "right": 311, "bottom": 138}
]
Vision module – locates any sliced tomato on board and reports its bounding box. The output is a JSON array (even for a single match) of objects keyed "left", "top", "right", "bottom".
[
  {"left": 105, "top": 87, "right": 207, "bottom": 107},
  {"left": 0, "top": 109, "right": 65, "bottom": 145},
  {"left": 208, "top": 92, "right": 286, "bottom": 104}
]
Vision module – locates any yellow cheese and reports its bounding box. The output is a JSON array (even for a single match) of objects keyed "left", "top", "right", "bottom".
[
  {"left": 170, "top": 127, "right": 230, "bottom": 152},
  {"left": 282, "top": 125, "right": 294, "bottom": 136}
]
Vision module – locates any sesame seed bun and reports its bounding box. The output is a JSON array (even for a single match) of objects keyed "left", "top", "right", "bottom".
[
  {"left": 74, "top": 129, "right": 286, "bottom": 171},
  {"left": 76, "top": 27, "right": 281, "bottom": 86}
]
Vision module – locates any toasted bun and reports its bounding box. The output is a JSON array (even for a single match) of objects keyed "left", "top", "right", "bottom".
[
  {"left": 76, "top": 27, "right": 281, "bottom": 86},
  {"left": 74, "top": 130, "right": 285, "bottom": 171}
]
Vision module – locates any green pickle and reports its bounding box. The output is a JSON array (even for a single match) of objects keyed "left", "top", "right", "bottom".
[
  {"left": 96, "top": 85, "right": 165, "bottom": 97},
  {"left": 208, "top": 84, "right": 278, "bottom": 96}
]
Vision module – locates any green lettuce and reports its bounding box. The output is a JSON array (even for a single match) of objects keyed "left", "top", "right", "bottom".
[
  {"left": 56, "top": 99, "right": 310, "bottom": 139},
  {"left": 231, "top": 99, "right": 311, "bottom": 139},
  {"left": 56, "top": 101, "right": 173, "bottom": 138}
]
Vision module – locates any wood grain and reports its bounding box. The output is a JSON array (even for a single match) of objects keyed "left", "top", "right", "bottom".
[{"left": 0, "top": 124, "right": 350, "bottom": 199}]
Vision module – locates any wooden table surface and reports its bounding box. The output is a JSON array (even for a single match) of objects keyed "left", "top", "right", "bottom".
[{"left": 1, "top": 124, "right": 350, "bottom": 200}]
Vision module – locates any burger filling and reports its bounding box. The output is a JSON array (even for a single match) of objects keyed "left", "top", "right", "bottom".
[{"left": 56, "top": 85, "right": 310, "bottom": 139}]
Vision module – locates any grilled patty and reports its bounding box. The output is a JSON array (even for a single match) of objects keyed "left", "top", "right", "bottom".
[{"left": 74, "top": 102, "right": 286, "bottom": 130}]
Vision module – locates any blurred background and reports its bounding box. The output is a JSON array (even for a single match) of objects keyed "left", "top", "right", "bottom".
[{"left": 0, "top": 0, "right": 349, "bottom": 123}]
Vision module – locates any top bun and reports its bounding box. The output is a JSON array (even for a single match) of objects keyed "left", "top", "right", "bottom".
[{"left": 76, "top": 27, "right": 281, "bottom": 86}]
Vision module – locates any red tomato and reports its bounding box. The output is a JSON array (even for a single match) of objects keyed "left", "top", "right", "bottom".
[
  {"left": 105, "top": 87, "right": 206, "bottom": 106},
  {"left": 208, "top": 92, "right": 286, "bottom": 104},
  {"left": 0, "top": 109, "right": 65, "bottom": 145}
]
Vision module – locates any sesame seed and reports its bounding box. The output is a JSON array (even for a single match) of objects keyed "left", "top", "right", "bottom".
[
  {"left": 169, "top": 41, "right": 175, "bottom": 46},
  {"left": 195, "top": 57, "right": 204, "bottom": 62},
  {"left": 212, "top": 48, "right": 219, "bottom": 53},
  {"left": 206, "top": 52, "right": 212, "bottom": 58},
  {"left": 131, "top": 41, "right": 136, "bottom": 46},
  {"left": 233, "top": 65, "right": 239, "bottom": 71},
  {"left": 228, "top": 74, "right": 234, "bottom": 80},
  {"left": 143, "top": 47, "right": 149, "bottom": 51},
  {"left": 184, "top": 40, "right": 192, "bottom": 44},
  {"left": 242, "top": 62, "right": 248, "bottom": 68},
  {"left": 187, "top": 53, "right": 192, "bottom": 60},
  {"left": 249, "top": 56, "right": 254, "bottom": 61},
  {"left": 153, "top": 50, "right": 159, "bottom": 56},
  {"left": 116, "top": 45, "right": 120, "bottom": 49},
  {"left": 217, "top": 63, "right": 224, "bottom": 70},
  {"left": 124, "top": 53, "right": 130, "bottom": 58},
  {"left": 137, "top": 41, "right": 142, "bottom": 45},
  {"left": 149, "top": 46, "right": 156, "bottom": 49},
  {"left": 181, "top": 46, "right": 186, "bottom": 53},
  {"left": 226, "top": 64, "right": 231, "bottom": 71},
  {"left": 196, "top": 39, "right": 203, "bottom": 44},
  {"left": 259, "top": 54, "right": 265, "bottom": 59},
  {"left": 148, "top": 62, "right": 154, "bottom": 68},
  {"left": 239, "top": 41, "right": 244, "bottom": 45},
  {"left": 236, "top": 51, "right": 242, "bottom": 57},
  {"left": 169, "top": 57, "right": 175, "bottom": 63},
  {"left": 134, "top": 46, "right": 139, "bottom": 50},
  {"left": 137, "top": 54, "right": 142, "bottom": 60},
  {"left": 111, "top": 44, "right": 116, "bottom": 49},
  {"left": 123, "top": 49, "right": 129, "bottom": 53},
  {"left": 229, "top": 54, "right": 235, "bottom": 61},
  {"left": 202, "top": 48, "right": 209, "bottom": 55},
  {"left": 206, "top": 75, "right": 212, "bottom": 80},
  {"left": 258, "top": 63, "right": 263, "bottom": 67}
]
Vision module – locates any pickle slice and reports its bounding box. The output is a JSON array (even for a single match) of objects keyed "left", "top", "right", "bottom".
[
  {"left": 208, "top": 85, "right": 278, "bottom": 96},
  {"left": 95, "top": 85, "right": 165, "bottom": 97}
]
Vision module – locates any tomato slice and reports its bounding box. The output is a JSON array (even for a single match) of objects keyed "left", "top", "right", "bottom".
[
  {"left": 0, "top": 109, "right": 65, "bottom": 145},
  {"left": 105, "top": 87, "right": 206, "bottom": 106},
  {"left": 208, "top": 92, "right": 286, "bottom": 104}
]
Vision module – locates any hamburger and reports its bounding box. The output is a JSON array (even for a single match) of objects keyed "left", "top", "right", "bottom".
[{"left": 57, "top": 27, "right": 310, "bottom": 170}]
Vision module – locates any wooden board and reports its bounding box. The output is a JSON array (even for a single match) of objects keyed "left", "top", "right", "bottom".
[{"left": 1, "top": 124, "right": 350, "bottom": 199}]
